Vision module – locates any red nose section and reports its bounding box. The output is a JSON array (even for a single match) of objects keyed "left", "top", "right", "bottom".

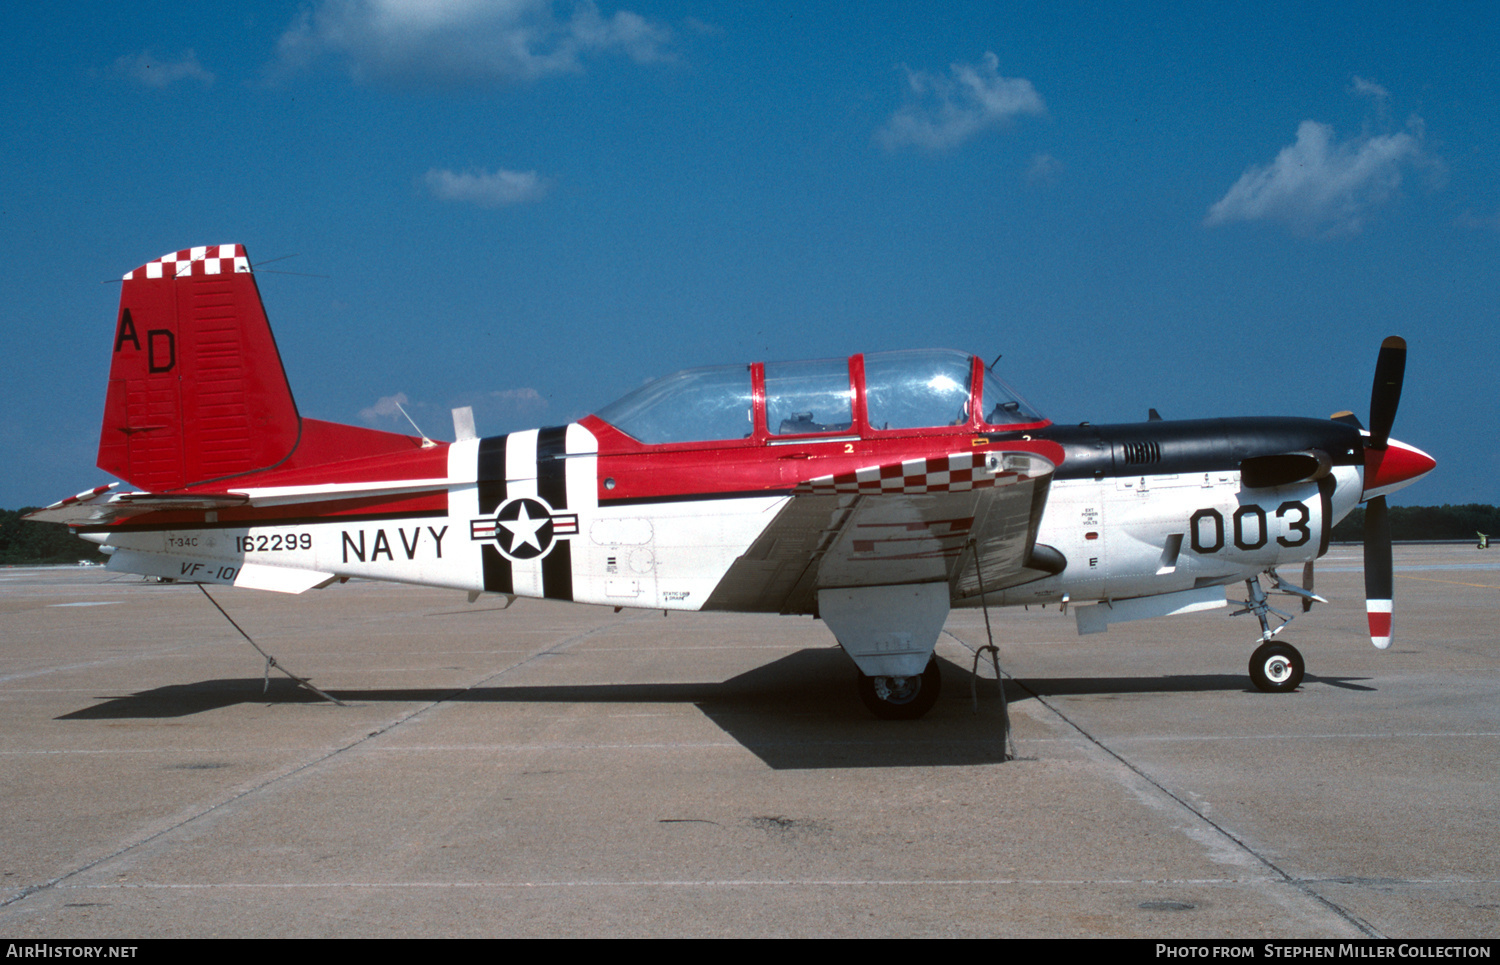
[{"left": 1363, "top": 439, "right": 1437, "bottom": 499}]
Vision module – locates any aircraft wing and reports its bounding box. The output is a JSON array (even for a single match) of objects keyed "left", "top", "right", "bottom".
[{"left": 702, "top": 449, "right": 1056, "bottom": 615}]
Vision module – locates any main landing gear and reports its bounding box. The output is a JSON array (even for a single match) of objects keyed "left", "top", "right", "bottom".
[
  {"left": 857, "top": 656, "right": 942, "bottom": 720},
  {"left": 1234, "top": 569, "right": 1323, "bottom": 693}
]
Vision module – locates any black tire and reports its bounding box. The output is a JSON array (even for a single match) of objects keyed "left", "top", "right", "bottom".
[
  {"left": 857, "top": 656, "right": 942, "bottom": 720},
  {"left": 1249, "top": 641, "right": 1304, "bottom": 693}
]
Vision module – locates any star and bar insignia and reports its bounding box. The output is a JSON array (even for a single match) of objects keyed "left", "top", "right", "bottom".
[{"left": 470, "top": 496, "right": 579, "bottom": 561}]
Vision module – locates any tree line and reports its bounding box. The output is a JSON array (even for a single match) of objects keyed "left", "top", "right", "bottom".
[
  {"left": 0, "top": 509, "right": 108, "bottom": 564},
  {"left": 1328, "top": 503, "right": 1500, "bottom": 543}
]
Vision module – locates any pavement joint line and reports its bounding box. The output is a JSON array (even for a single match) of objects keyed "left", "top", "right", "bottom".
[
  {"left": 0, "top": 611, "right": 653, "bottom": 912},
  {"left": 0, "top": 736, "right": 1086, "bottom": 755},
  {"left": 562, "top": 644, "right": 799, "bottom": 652},
  {"left": 34, "top": 873, "right": 1500, "bottom": 892},
  {"left": 2, "top": 729, "right": 1492, "bottom": 756},
  {"left": 0, "top": 644, "right": 222, "bottom": 686},
  {"left": 939, "top": 629, "right": 1385, "bottom": 939},
  {"left": 1397, "top": 575, "right": 1500, "bottom": 589},
  {"left": 58, "top": 877, "right": 1279, "bottom": 890},
  {"left": 1105, "top": 731, "right": 1500, "bottom": 742}
]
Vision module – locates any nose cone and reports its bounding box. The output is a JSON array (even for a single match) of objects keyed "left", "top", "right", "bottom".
[{"left": 1363, "top": 438, "right": 1436, "bottom": 500}]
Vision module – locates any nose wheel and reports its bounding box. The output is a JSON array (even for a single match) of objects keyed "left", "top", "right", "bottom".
[
  {"left": 857, "top": 656, "right": 942, "bottom": 719},
  {"left": 1249, "top": 640, "right": 1304, "bottom": 693}
]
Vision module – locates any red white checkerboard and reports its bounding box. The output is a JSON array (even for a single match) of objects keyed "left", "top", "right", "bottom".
[
  {"left": 794, "top": 452, "right": 1026, "bottom": 496},
  {"left": 123, "top": 244, "right": 249, "bottom": 280}
]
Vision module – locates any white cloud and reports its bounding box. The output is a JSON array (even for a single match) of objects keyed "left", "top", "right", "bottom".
[
  {"left": 462, "top": 388, "right": 549, "bottom": 432},
  {"left": 117, "top": 50, "right": 214, "bottom": 88},
  {"left": 1026, "top": 152, "right": 1062, "bottom": 184},
  {"left": 359, "top": 389, "right": 549, "bottom": 438},
  {"left": 272, "top": 0, "right": 673, "bottom": 85},
  {"left": 568, "top": 3, "right": 672, "bottom": 64},
  {"left": 1205, "top": 119, "right": 1429, "bottom": 236},
  {"left": 359, "top": 392, "right": 411, "bottom": 422},
  {"left": 484, "top": 387, "right": 547, "bottom": 409},
  {"left": 1455, "top": 208, "right": 1500, "bottom": 232},
  {"left": 1350, "top": 75, "right": 1389, "bottom": 100},
  {"left": 425, "top": 167, "right": 548, "bottom": 207},
  {"left": 877, "top": 52, "right": 1045, "bottom": 152}
]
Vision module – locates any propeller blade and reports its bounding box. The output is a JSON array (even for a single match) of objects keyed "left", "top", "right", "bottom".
[
  {"left": 1367, "top": 336, "right": 1406, "bottom": 450},
  {"left": 1364, "top": 495, "right": 1393, "bottom": 648},
  {"left": 1301, "top": 561, "right": 1315, "bottom": 613}
]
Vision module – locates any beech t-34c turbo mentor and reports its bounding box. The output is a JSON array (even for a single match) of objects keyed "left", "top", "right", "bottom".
[{"left": 31, "top": 244, "right": 1437, "bottom": 719}]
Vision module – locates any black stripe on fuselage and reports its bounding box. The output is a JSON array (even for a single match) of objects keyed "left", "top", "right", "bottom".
[
  {"left": 993, "top": 417, "right": 1366, "bottom": 482},
  {"left": 536, "top": 426, "right": 569, "bottom": 508},
  {"left": 482, "top": 544, "right": 514, "bottom": 594},
  {"left": 478, "top": 434, "right": 509, "bottom": 515},
  {"left": 478, "top": 434, "right": 513, "bottom": 593},
  {"left": 536, "top": 426, "right": 573, "bottom": 601}
]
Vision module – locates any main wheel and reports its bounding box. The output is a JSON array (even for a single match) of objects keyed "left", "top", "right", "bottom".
[
  {"left": 857, "top": 656, "right": 942, "bottom": 720},
  {"left": 1249, "top": 641, "right": 1304, "bottom": 693}
]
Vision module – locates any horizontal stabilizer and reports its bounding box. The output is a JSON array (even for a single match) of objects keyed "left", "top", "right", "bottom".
[
  {"left": 30, "top": 477, "right": 451, "bottom": 529},
  {"left": 27, "top": 487, "right": 251, "bottom": 526}
]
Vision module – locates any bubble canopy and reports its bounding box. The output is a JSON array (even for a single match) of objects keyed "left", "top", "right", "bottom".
[{"left": 592, "top": 349, "right": 1045, "bottom": 446}]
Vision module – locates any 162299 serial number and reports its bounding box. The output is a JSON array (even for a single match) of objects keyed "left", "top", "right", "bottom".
[{"left": 235, "top": 533, "right": 313, "bottom": 553}]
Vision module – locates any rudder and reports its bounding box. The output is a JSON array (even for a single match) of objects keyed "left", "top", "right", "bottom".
[{"left": 99, "top": 245, "right": 301, "bottom": 492}]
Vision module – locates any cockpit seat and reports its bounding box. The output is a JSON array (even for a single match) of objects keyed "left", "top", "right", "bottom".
[{"left": 779, "top": 412, "right": 850, "bottom": 435}]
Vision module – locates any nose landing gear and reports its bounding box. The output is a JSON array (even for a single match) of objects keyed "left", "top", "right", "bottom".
[{"left": 1235, "top": 570, "right": 1323, "bottom": 693}]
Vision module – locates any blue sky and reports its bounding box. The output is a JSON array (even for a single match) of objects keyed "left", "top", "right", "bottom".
[{"left": 3, "top": 1, "right": 1495, "bottom": 509}]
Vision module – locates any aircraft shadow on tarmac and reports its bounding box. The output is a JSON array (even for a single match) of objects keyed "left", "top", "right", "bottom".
[{"left": 55, "top": 649, "right": 1375, "bottom": 769}]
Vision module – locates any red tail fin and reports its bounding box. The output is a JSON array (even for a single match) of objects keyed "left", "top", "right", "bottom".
[{"left": 99, "top": 245, "right": 300, "bottom": 491}]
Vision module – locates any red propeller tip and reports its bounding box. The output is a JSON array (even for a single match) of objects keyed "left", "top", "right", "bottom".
[{"left": 1367, "top": 599, "right": 1393, "bottom": 649}]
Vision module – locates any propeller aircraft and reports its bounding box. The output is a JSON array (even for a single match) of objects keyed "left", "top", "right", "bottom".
[{"left": 31, "top": 245, "right": 1437, "bottom": 719}]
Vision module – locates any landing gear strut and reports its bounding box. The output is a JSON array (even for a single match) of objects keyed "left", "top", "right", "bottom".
[{"left": 857, "top": 656, "right": 942, "bottom": 720}]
